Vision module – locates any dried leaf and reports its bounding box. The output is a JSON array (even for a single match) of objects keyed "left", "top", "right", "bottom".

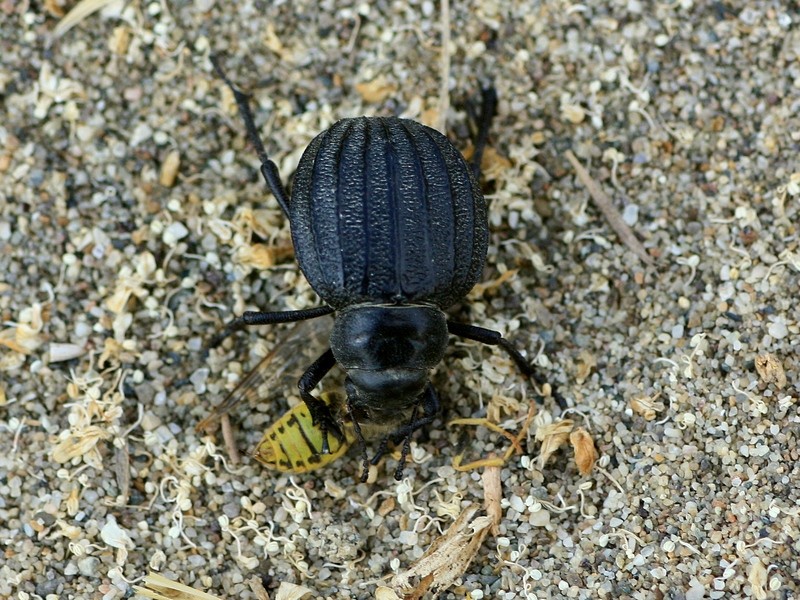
[
  {"left": 50, "top": 0, "right": 123, "bottom": 41},
  {"left": 44, "top": 0, "right": 67, "bottom": 16},
  {"left": 575, "top": 350, "right": 597, "bottom": 385},
  {"left": 275, "top": 582, "right": 314, "bottom": 600},
  {"left": 66, "top": 486, "right": 80, "bottom": 516},
  {"left": 263, "top": 22, "right": 285, "bottom": 55},
  {"left": 570, "top": 427, "right": 599, "bottom": 475},
  {"left": 630, "top": 395, "right": 663, "bottom": 421},
  {"left": 51, "top": 426, "right": 112, "bottom": 463},
  {"left": 467, "top": 269, "right": 518, "bottom": 299},
  {"left": 535, "top": 418, "right": 573, "bottom": 469},
  {"left": 462, "top": 144, "right": 512, "bottom": 181},
  {"left": 133, "top": 572, "right": 223, "bottom": 600},
  {"left": 561, "top": 103, "right": 585, "bottom": 124},
  {"left": 754, "top": 353, "right": 786, "bottom": 389},
  {"left": 236, "top": 243, "right": 294, "bottom": 269},
  {"left": 419, "top": 107, "right": 440, "bottom": 129},
  {"left": 0, "top": 324, "right": 44, "bottom": 355},
  {"left": 748, "top": 557, "right": 768, "bottom": 600},
  {"left": 100, "top": 515, "right": 133, "bottom": 550},
  {"left": 482, "top": 463, "right": 502, "bottom": 535},
  {"left": 375, "top": 587, "right": 402, "bottom": 600},
  {"left": 355, "top": 76, "right": 397, "bottom": 103},
  {"left": 391, "top": 504, "right": 493, "bottom": 597},
  {"left": 108, "top": 25, "right": 130, "bottom": 55},
  {"left": 105, "top": 286, "right": 133, "bottom": 314},
  {"left": 99, "top": 338, "right": 124, "bottom": 367},
  {"left": 248, "top": 577, "right": 270, "bottom": 600}
]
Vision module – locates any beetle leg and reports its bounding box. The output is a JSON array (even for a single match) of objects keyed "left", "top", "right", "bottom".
[
  {"left": 343, "top": 389, "right": 371, "bottom": 483},
  {"left": 297, "top": 348, "right": 343, "bottom": 453},
  {"left": 447, "top": 321, "right": 568, "bottom": 409},
  {"left": 208, "top": 305, "right": 334, "bottom": 349},
  {"left": 210, "top": 55, "right": 292, "bottom": 217},
  {"left": 369, "top": 386, "right": 441, "bottom": 481},
  {"left": 394, "top": 403, "right": 419, "bottom": 481}
]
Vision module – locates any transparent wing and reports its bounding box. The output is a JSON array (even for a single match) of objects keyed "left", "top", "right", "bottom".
[{"left": 196, "top": 315, "right": 333, "bottom": 433}]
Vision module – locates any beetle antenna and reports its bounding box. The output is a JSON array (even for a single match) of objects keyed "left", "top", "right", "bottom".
[{"left": 210, "top": 54, "right": 291, "bottom": 216}]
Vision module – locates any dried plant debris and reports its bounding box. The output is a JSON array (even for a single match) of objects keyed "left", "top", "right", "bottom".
[
  {"left": 534, "top": 415, "right": 574, "bottom": 469},
  {"left": 630, "top": 394, "right": 665, "bottom": 421},
  {"left": 481, "top": 462, "right": 503, "bottom": 536},
  {"left": 564, "top": 150, "right": 654, "bottom": 266},
  {"left": 159, "top": 149, "right": 181, "bottom": 187},
  {"left": 754, "top": 353, "right": 787, "bottom": 389},
  {"left": 50, "top": 0, "right": 123, "bottom": 41},
  {"left": 390, "top": 504, "right": 495, "bottom": 598},
  {"left": 248, "top": 577, "right": 271, "bottom": 600},
  {"left": 747, "top": 558, "right": 770, "bottom": 600},
  {"left": 0, "top": 303, "right": 45, "bottom": 358},
  {"left": 355, "top": 76, "right": 398, "bottom": 103},
  {"left": 133, "top": 572, "right": 223, "bottom": 600},
  {"left": 274, "top": 582, "right": 314, "bottom": 600},
  {"left": 449, "top": 402, "right": 535, "bottom": 471},
  {"left": 569, "top": 427, "right": 599, "bottom": 476}
]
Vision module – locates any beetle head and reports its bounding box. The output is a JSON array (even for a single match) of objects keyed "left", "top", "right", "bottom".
[{"left": 330, "top": 305, "right": 448, "bottom": 418}]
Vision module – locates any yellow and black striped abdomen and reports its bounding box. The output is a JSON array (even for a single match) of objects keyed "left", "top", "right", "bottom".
[{"left": 253, "top": 394, "right": 351, "bottom": 473}]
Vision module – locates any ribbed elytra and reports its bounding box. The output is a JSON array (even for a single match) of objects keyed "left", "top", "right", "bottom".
[{"left": 290, "top": 117, "right": 488, "bottom": 309}]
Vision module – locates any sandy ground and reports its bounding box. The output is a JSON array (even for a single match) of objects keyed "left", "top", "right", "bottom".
[{"left": 1, "top": 1, "right": 799, "bottom": 599}]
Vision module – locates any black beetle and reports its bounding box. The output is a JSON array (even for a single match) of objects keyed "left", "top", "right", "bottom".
[{"left": 209, "top": 57, "right": 565, "bottom": 480}]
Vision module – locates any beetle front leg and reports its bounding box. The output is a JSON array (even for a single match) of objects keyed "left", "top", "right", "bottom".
[
  {"left": 298, "top": 348, "right": 343, "bottom": 454},
  {"left": 447, "top": 321, "right": 567, "bottom": 409}
]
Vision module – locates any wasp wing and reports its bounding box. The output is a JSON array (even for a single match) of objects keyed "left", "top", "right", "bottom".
[{"left": 196, "top": 316, "right": 333, "bottom": 434}]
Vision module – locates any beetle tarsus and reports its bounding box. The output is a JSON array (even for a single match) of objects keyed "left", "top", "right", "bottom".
[{"left": 344, "top": 401, "right": 371, "bottom": 482}]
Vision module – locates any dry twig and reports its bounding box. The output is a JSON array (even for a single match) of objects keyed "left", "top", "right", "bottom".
[{"left": 564, "top": 150, "right": 654, "bottom": 266}]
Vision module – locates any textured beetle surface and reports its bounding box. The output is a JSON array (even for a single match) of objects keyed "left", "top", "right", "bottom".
[{"left": 291, "top": 117, "right": 488, "bottom": 309}]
